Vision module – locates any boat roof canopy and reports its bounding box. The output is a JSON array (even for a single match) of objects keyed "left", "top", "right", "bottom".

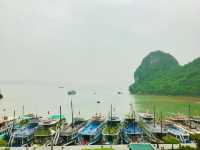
[{"left": 48, "top": 114, "right": 65, "bottom": 120}]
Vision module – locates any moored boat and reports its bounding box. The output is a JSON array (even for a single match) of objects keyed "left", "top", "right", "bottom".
[
  {"left": 102, "top": 114, "right": 122, "bottom": 144},
  {"left": 122, "top": 114, "right": 143, "bottom": 144},
  {"left": 0, "top": 117, "right": 15, "bottom": 143},
  {"left": 33, "top": 117, "right": 60, "bottom": 145},
  {"left": 78, "top": 113, "right": 105, "bottom": 145},
  {"left": 138, "top": 112, "right": 167, "bottom": 143},
  {"left": 9, "top": 120, "right": 38, "bottom": 147},
  {"left": 56, "top": 117, "right": 87, "bottom": 146}
]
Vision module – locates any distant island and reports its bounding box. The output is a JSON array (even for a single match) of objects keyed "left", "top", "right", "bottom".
[{"left": 129, "top": 50, "right": 200, "bottom": 96}]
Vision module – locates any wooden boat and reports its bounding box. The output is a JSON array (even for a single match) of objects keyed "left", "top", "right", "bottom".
[
  {"left": 138, "top": 112, "right": 167, "bottom": 143},
  {"left": 0, "top": 117, "right": 15, "bottom": 141},
  {"left": 78, "top": 113, "right": 105, "bottom": 145},
  {"left": 33, "top": 118, "right": 60, "bottom": 145},
  {"left": 102, "top": 114, "right": 122, "bottom": 144},
  {"left": 102, "top": 105, "right": 122, "bottom": 144},
  {"left": 122, "top": 114, "right": 143, "bottom": 144},
  {"left": 9, "top": 121, "right": 38, "bottom": 147},
  {"left": 55, "top": 117, "right": 87, "bottom": 146}
]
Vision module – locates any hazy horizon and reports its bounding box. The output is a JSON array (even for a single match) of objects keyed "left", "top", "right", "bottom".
[{"left": 1, "top": 0, "right": 200, "bottom": 86}]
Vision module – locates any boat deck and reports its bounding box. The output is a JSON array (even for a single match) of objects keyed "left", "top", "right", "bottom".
[
  {"left": 80, "top": 122, "right": 101, "bottom": 135},
  {"left": 124, "top": 123, "right": 142, "bottom": 135}
]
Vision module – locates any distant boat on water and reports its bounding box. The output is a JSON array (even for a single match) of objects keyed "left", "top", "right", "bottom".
[
  {"left": 97, "top": 101, "right": 101, "bottom": 104},
  {"left": 0, "top": 91, "right": 3, "bottom": 99},
  {"left": 68, "top": 90, "right": 77, "bottom": 95},
  {"left": 117, "top": 91, "right": 123, "bottom": 95},
  {"left": 58, "top": 86, "right": 64, "bottom": 89}
]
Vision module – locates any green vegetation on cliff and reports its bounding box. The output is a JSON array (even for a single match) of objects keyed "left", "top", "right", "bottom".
[{"left": 129, "top": 51, "right": 200, "bottom": 96}]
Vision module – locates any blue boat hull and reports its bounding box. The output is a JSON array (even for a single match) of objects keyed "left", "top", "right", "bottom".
[{"left": 78, "top": 121, "right": 104, "bottom": 145}]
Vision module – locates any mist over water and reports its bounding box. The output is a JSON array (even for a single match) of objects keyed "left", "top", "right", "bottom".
[
  {"left": 1, "top": 83, "right": 200, "bottom": 122},
  {"left": 0, "top": 83, "right": 132, "bottom": 121}
]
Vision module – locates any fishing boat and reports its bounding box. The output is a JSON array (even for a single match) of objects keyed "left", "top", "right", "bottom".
[
  {"left": 122, "top": 113, "right": 143, "bottom": 144},
  {"left": 0, "top": 117, "right": 15, "bottom": 142},
  {"left": 9, "top": 120, "right": 38, "bottom": 147},
  {"left": 102, "top": 105, "right": 121, "bottom": 144},
  {"left": 78, "top": 113, "right": 105, "bottom": 145},
  {"left": 33, "top": 117, "right": 60, "bottom": 145},
  {"left": 102, "top": 115, "right": 121, "bottom": 144},
  {"left": 55, "top": 100, "right": 87, "bottom": 146},
  {"left": 167, "top": 124, "right": 191, "bottom": 143},
  {"left": 56, "top": 117, "right": 87, "bottom": 146},
  {"left": 138, "top": 112, "right": 167, "bottom": 143}
]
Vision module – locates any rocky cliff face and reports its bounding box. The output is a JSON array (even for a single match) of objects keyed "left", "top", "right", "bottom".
[
  {"left": 129, "top": 51, "right": 200, "bottom": 96},
  {"left": 134, "top": 51, "right": 179, "bottom": 82}
]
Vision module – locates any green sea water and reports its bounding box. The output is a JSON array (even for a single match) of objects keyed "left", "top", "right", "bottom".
[{"left": 133, "top": 95, "right": 200, "bottom": 117}]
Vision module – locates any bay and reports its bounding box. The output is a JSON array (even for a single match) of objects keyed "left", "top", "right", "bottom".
[{"left": 0, "top": 83, "right": 200, "bottom": 121}]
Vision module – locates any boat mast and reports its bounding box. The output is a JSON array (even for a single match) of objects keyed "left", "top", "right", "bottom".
[
  {"left": 13, "top": 109, "right": 16, "bottom": 119},
  {"left": 71, "top": 98, "right": 74, "bottom": 128},
  {"left": 22, "top": 105, "right": 24, "bottom": 115},
  {"left": 160, "top": 112, "right": 163, "bottom": 135},
  {"left": 188, "top": 104, "right": 191, "bottom": 128},
  {"left": 110, "top": 104, "right": 112, "bottom": 121},
  {"left": 59, "top": 105, "right": 62, "bottom": 124},
  {"left": 133, "top": 110, "right": 136, "bottom": 135},
  {"left": 153, "top": 105, "right": 156, "bottom": 128}
]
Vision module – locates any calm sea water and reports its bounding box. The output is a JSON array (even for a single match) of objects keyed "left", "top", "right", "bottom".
[{"left": 1, "top": 83, "right": 200, "bottom": 121}]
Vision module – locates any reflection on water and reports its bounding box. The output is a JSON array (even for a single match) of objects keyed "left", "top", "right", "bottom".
[{"left": 0, "top": 83, "right": 200, "bottom": 121}]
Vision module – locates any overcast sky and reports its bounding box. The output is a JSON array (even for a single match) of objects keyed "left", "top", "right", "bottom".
[{"left": 0, "top": 0, "right": 200, "bottom": 86}]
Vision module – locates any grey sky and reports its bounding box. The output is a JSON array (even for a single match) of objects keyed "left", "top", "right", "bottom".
[{"left": 0, "top": 0, "right": 200, "bottom": 86}]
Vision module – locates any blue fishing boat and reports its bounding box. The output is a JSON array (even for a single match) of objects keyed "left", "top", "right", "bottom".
[
  {"left": 9, "top": 121, "right": 38, "bottom": 147},
  {"left": 122, "top": 104, "right": 143, "bottom": 144},
  {"left": 122, "top": 119, "right": 143, "bottom": 143},
  {"left": 78, "top": 114, "right": 105, "bottom": 145}
]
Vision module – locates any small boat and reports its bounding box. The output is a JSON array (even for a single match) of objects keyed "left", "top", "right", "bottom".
[
  {"left": 58, "top": 86, "right": 64, "bottom": 89},
  {"left": 0, "top": 93, "right": 3, "bottom": 99},
  {"left": 78, "top": 113, "right": 105, "bottom": 145},
  {"left": 117, "top": 91, "right": 123, "bottom": 95},
  {"left": 167, "top": 124, "right": 191, "bottom": 143},
  {"left": 68, "top": 90, "right": 77, "bottom": 95},
  {"left": 9, "top": 121, "right": 38, "bottom": 147},
  {"left": 56, "top": 117, "right": 87, "bottom": 146},
  {"left": 122, "top": 114, "right": 143, "bottom": 144},
  {"left": 102, "top": 114, "right": 122, "bottom": 144}
]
